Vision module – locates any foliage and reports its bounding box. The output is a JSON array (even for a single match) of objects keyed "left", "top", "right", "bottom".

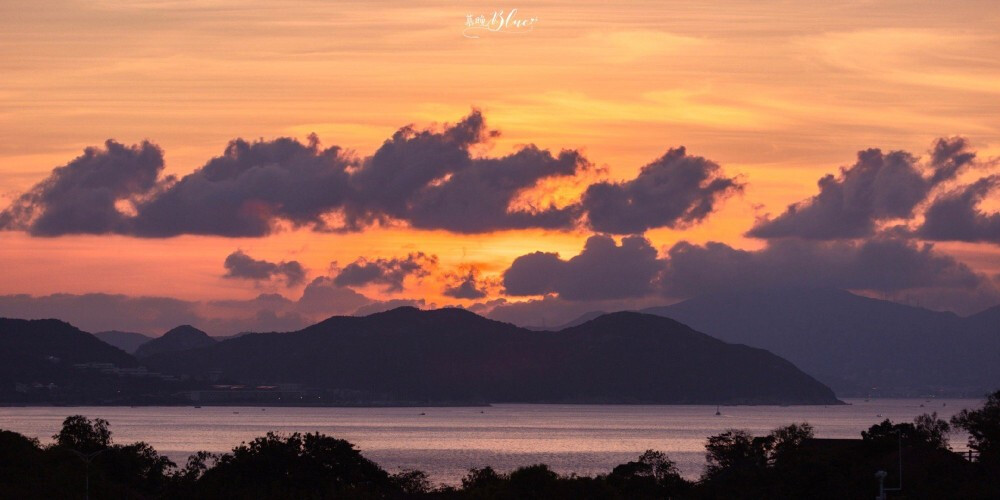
[
  {"left": 862, "top": 412, "right": 950, "bottom": 450},
  {"left": 952, "top": 390, "right": 1000, "bottom": 463},
  {"left": 52, "top": 415, "right": 112, "bottom": 453}
]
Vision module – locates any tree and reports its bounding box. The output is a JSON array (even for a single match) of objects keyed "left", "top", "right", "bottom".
[
  {"left": 52, "top": 415, "right": 111, "bottom": 453},
  {"left": 609, "top": 449, "right": 687, "bottom": 497},
  {"left": 952, "top": 390, "right": 1000, "bottom": 463},
  {"left": 862, "top": 413, "right": 950, "bottom": 450},
  {"left": 704, "top": 429, "right": 769, "bottom": 478},
  {"left": 391, "top": 468, "right": 431, "bottom": 494},
  {"left": 767, "top": 423, "right": 814, "bottom": 465},
  {"left": 461, "top": 466, "right": 505, "bottom": 492},
  {"left": 195, "top": 431, "right": 393, "bottom": 496}
]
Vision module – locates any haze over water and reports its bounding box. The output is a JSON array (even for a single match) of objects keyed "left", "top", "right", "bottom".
[{"left": 0, "top": 399, "right": 977, "bottom": 485}]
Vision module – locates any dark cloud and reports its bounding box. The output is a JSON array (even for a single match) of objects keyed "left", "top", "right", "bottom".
[
  {"left": 403, "top": 146, "right": 586, "bottom": 233},
  {"left": 661, "top": 237, "right": 984, "bottom": 296},
  {"left": 582, "top": 147, "right": 742, "bottom": 234},
  {"left": 2, "top": 112, "right": 742, "bottom": 238},
  {"left": 344, "top": 111, "right": 586, "bottom": 232},
  {"left": 748, "top": 138, "right": 973, "bottom": 240},
  {"left": 495, "top": 231, "right": 995, "bottom": 316},
  {"left": 503, "top": 234, "right": 664, "bottom": 300},
  {"left": 222, "top": 250, "right": 307, "bottom": 286},
  {"left": 332, "top": 252, "right": 437, "bottom": 292},
  {"left": 916, "top": 175, "right": 1000, "bottom": 244},
  {"left": 442, "top": 269, "right": 489, "bottom": 300},
  {"left": 0, "top": 140, "right": 165, "bottom": 236},
  {"left": 295, "top": 277, "right": 373, "bottom": 315},
  {"left": 929, "top": 136, "right": 977, "bottom": 184},
  {"left": 132, "top": 136, "right": 355, "bottom": 237}
]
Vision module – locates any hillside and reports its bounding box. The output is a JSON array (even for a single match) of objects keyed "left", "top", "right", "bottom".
[
  {"left": 0, "top": 318, "right": 180, "bottom": 404},
  {"left": 135, "top": 325, "right": 216, "bottom": 358},
  {"left": 144, "top": 307, "right": 840, "bottom": 405},
  {"left": 642, "top": 288, "right": 1000, "bottom": 396}
]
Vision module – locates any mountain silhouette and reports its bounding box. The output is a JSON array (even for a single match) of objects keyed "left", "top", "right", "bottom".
[
  {"left": 642, "top": 288, "right": 1000, "bottom": 396},
  {"left": 134, "top": 325, "right": 216, "bottom": 358},
  {"left": 94, "top": 330, "right": 154, "bottom": 354},
  {"left": 143, "top": 307, "right": 840, "bottom": 405},
  {"left": 0, "top": 318, "right": 161, "bottom": 403}
]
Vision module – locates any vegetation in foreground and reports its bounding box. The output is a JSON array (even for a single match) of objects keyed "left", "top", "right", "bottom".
[{"left": 2, "top": 391, "right": 1000, "bottom": 499}]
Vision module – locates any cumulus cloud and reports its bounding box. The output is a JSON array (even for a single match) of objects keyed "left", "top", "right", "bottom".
[
  {"left": 295, "top": 277, "right": 372, "bottom": 315},
  {"left": 503, "top": 234, "right": 664, "bottom": 300},
  {"left": 1, "top": 111, "right": 745, "bottom": 237},
  {"left": 343, "top": 111, "right": 587, "bottom": 233},
  {"left": 222, "top": 250, "right": 307, "bottom": 286},
  {"left": 132, "top": 135, "right": 355, "bottom": 237},
  {"left": 442, "top": 268, "right": 490, "bottom": 300},
  {"left": 582, "top": 147, "right": 742, "bottom": 234},
  {"left": 0, "top": 140, "right": 165, "bottom": 236},
  {"left": 332, "top": 252, "right": 437, "bottom": 292},
  {"left": 916, "top": 175, "right": 1000, "bottom": 244},
  {"left": 496, "top": 231, "right": 995, "bottom": 315},
  {"left": 748, "top": 137, "right": 974, "bottom": 240}
]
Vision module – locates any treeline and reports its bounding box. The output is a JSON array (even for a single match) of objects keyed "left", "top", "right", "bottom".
[{"left": 2, "top": 391, "right": 999, "bottom": 499}]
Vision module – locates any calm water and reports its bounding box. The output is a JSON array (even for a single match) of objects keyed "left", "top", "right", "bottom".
[{"left": 0, "top": 399, "right": 977, "bottom": 485}]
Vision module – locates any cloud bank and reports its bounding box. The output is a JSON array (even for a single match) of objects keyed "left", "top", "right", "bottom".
[{"left": 0, "top": 111, "right": 741, "bottom": 237}]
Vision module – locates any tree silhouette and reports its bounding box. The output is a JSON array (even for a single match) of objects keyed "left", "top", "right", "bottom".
[{"left": 952, "top": 390, "right": 1000, "bottom": 464}]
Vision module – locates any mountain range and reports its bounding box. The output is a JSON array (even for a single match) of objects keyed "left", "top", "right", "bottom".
[
  {"left": 641, "top": 288, "right": 1000, "bottom": 396},
  {"left": 141, "top": 307, "right": 839, "bottom": 405},
  {"left": 0, "top": 307, "right": 841, "bottom": 405}
]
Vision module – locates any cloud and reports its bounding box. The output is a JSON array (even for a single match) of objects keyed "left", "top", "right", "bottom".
[
  {"left": 660, "top": 237, "right": 985, "bottom": 296},
  {"left": 582, "top": 147, "right": 742, "bottom": 234},
  {"left": 496, "top": 231, "right": 995, "bottom": 315},
  {"left": 442, "top": 268, "right": 490, "bottom": 300},
  {"left": 748, "top": 137, "right": 973, "bottom": 240},
  {"left": 0, "top": 293, "right": 202, "bottom": 334},
  {"left": 916, "top": 175, "right": 1000, "bottom": 244},
  {"left": 2, "top": 111, "right": 741, "bottom": 238},
  {"left": 332, "top": 252, "right": 437, "bottom": 292},
  {"left": 295, "top": 277, "right": 372, "bottom": 315},
  {"left": 222, "top": 250, "right": 306, "bottom": 286},
  {"left": 133, "top": 135, "right": 355, "bottom": 237},
  {"left": 503, "top": 234, "right": 664, "bottom": 300},
  {"left": 0, "top": 279, "right": 377, "bottom": 336},
  {"left": 0, "top": 140, "right": 165, "bottom": 236}
]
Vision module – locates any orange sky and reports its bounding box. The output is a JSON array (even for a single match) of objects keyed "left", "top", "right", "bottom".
[{"left": 1, "top": 0, "right": 999, "bottom": 317}]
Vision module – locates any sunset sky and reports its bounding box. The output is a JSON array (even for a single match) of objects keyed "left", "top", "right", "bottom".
[{"left": 1, "top": 0, "right": 999, "bottom": 334}]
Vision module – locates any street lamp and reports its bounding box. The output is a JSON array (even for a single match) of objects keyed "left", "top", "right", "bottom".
[{"left": 67, "top": 448, "right": 105, "bottom": 500}]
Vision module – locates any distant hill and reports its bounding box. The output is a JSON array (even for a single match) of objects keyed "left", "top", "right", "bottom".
[
  {"left": 0, "top": 318, "right": 136, "bottom": 379},
  {"left": 135, "top": 325, "right": 216, "bottom": 358},
  {"left": 144, "top": 307, "right": 840, "bottom": 405},
  {"left": 642, "top": 288, "right": 1000, "bottom": 396},
  {"left": 0, "top": 318, "right": 168, "bottom": 404},
  {"left": 94, "top": 330, "right": 153, "bottom": 354}
]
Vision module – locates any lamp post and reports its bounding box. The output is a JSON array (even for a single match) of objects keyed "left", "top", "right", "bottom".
[
  {"left": 67, "top": 449, "right": 105, "bottom": 500},
  {"left": 875, "top": 433, "right": 903, "bottom": 500}
]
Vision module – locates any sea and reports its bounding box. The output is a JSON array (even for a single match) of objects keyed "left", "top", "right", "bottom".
[{"left": 0, "top": 399, "right": 978, "bottom": 485}]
